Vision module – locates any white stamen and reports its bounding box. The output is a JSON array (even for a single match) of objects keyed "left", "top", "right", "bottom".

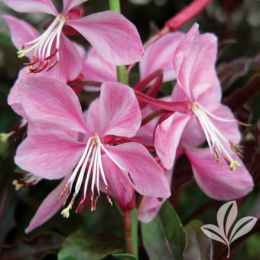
[
  {"left": 192, "top": 102, "right": 241, "bottom": 171},
  {"left": 61, "top": 135, "right": 125, "bottom": 217},
  {"left": 18, "top": 15, "right": 66, "bottom": 72}
]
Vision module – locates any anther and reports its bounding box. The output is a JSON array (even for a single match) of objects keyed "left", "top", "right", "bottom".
[{"left": 105, "top": 187, "right": 113, "bottom": 206}]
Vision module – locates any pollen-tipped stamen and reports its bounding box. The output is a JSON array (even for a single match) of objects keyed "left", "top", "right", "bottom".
[
  {"left": 59, "top": 135, "right": 126, "bottom": 217},
  {"left": 18, "top": 15, "right": 66, "bottom": 73},
  {"left": 192, "top": 102, "right": 243, "bottom": 171}
]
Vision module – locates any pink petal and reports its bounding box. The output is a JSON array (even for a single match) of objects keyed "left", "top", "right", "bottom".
[
  {"left": 190, "top": 33, "right": 221, "bottom": 105},
  {"left": 135, "top": 105, "right": 158, "bottom": 146},
  {"left": 84, "top": 98, "right": 100, "bottom": 133},
  {"left": 181, "top": 115, "right": 205, "bottom": 146},
  {"left": 155, "top": 113, "right": 191, "bottom": 169},
  {"left": 4, "top": 15, "right": 39, "bottom": 55},
  {"left": 101, "top": 154, "right": 135, "bottom": 209},
  {"left": 3, "top": 0, "right": 57, "bottom": 15},
  {"left": 25, "top": 176, "right": 70, "bottom": 233},
  {"left": 44, "top": 34, "right": 83, "bottom": 82},
  {"left": 18, "top": 76, "right": 91, "bottom": 134},
  {"left": 82, "top": 48, "right": 117, "bottom": 84},
  {"left": 104, "top": 143, "right": 170, "bottom": 198},
  {"left": 15, "top": 128, "right": 85, "bottom": 179},
  {"left": 66, "top": 11, "right": 144, "bottom": 65},
  {"left": 209, "top": 104, "right": 241, "bottom": 144},
  {"left": 99, "top": 82, "right": 141, "bottom": 137},
  {"left": 173, "top": 23, "right": 200, "bottom": 101},
  {"left": 138, "top": 169, "right": 172, "bottom": 222},
  {"left": 8, "top": 68, "right": 28, "bottom": 119},
  {"left": 140, "top": 32, "right": 184, "bottom": 82},
  {"left": 184, "top": 147, "right": 254, "bottom": 200},
  {"left": 63, "top": 0, "right": 87, "bottom": 13}
]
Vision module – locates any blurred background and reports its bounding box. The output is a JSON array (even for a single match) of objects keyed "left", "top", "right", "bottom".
[{"left": 0, "top": 0, "right": 259, "bottom": 259}]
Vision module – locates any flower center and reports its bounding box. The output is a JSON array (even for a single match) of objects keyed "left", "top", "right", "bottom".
[
  {"left": 59, "top": 134, "right": 126, "bottom": 218},
  {"left": 17, "top": 14, "right": 66, "bottom": 73},
  {"left": 192, "top": 102, "right": 242, "bottom": 171}
]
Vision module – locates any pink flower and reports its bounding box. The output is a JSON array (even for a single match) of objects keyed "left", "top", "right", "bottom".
[
  {"left": 14, "top": 76, "right": 170, "bottom": 222},
  {"left": 155, "top": 23, "right": 247, "bottom": 172},
  {"left": 3, "top": 0, "right": 144, "bottom": 73}
]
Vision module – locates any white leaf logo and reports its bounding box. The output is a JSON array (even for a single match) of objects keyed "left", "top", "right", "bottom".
[{"left": 201, "top": 201, "right": 257, "bottom": 258}]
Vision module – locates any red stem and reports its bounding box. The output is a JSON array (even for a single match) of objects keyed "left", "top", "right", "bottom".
[
  {"left": 165, "top": 0, "right": 212, "bottom": 31},
  {"left": 124, "top": 209, "right": 135, "bottom": 255},
  {"left": 135, "top": 90, "right": 191, "bottom": 114}
]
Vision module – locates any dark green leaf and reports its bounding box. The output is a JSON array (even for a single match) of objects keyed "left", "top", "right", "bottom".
[
  {"left": 58, "top": 230, "right": 124, "bottom": 260},
  {"left": 183, "top": 220, "right": 213, "bottom": 260},
  {"left": 0, "top": 232, "right": 65, "bottom": 260},
  {"left": 112, "top": 253, "right": 137, "bottom": 259},
  {"left": 141, "top": 201, "right": 186, "bottom": 260},
  {"left": 0, "top": 34, "right": 12, "bottom": 46}
]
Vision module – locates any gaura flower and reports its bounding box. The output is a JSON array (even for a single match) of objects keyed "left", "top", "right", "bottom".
[
  {"left": 7, "top": 42, "right": 87, "bottom": 119},
  {"left": 155, "top": 23, "right": 248, "bottom": 171},
  {"left": 3, "top": 0, "right": 144, "bottom": 73},
  {"left": 14, "top": 76, "right": 170, "bottom": 220}
]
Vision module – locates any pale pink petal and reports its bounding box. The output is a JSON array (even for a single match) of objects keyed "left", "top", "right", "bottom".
[
  {"left": 99, "top": 82, "right": 141, "bottom": 137},
  {"left": 4, "top": 15, "right": 39, "bottom": 55},
  {"left": 101, "top": 154, "right": 134, "bottom": 209},
  {"left": 3, "top": 0, "right": 57, "bottom": 15},
  {"left": 15, "top": 129, "right": 85, "bottom": 179},
  {"left": 82, "top": 48, "right": 117, "bottom": 84},
  {"left": 171, "top": 83, "right": 188, "bottom": 102},
  {"left": 190, "top": 33, "right": 221, "bottom": 106},
  {"left": 63, "top": 0, "right": 87, "bottom": 13},
  {"left": 173, "top": 23, "right": 199, "bottom": 101},
  {"left": 138, "top": 169, "right": 172, "bottom": 222},
  {"left": 155, "top": 113, "right": 191, "bottom": 169},
  {"left": 66, "top": 11, "right": 144, "bottom": 65},
  {"left": 135, "top": 105, "right": 158, "bottom": 146},
  {"left": 140, "top": 32, "right": 184, "bottom": 82},
  {"left": 181, "top": 115, "right": 205, "bottom": 146},
  {"left": 8, "top": 68, "right": 28, "bottom": 119},
  {"left": 209, "top": 104, "right": 241, "bottom": 144},
  {"left": 18, "top": 76, "right": 91, "bottom": 134},
  {"left": 25, "top": 176, "right": 70, "bottom": 233},
  {"left": 184, "top": 147, "right": 254, "bottom": 200},
  {"left": 104, "top": 143, "right": 170, "bottom": 198},
  {"left": 84, "top": 98, "right": 100, "bottom": 133},
  {"left": 43, "top": 34, "right": 83, "bottom": 82}
]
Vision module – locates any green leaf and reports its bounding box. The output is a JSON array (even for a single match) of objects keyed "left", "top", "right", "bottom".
[
  {"left": 141, "top": 201, "right": 186, "bottom": 260},
  {"left": 58, "top": 230, "right": 125, "bottom": 260},
  {"left": 0, "top": 34, "right": 12, "bottom": 46},
  {"left": 183, "top": 220, "right": 213, "bottom": 260},
  {"left": 0, "top": 232, "right": 65, "bottom": 260},
  {"left": 112, "top": 253, "right": 138, "bottom": 259}
]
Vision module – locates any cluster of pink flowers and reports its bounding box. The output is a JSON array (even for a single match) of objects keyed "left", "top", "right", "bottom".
[{"left": 3, "top": 0, "right": 253, "bottom": 233}]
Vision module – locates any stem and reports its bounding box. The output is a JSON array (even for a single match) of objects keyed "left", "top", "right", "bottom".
[
  {"left": 117, "top": 66, "right": 128, "bottom": 85},
  {"left": 109, "top": 0, "right": 121, "bottom": 12},
  {"left": 109, "top": 0, "right": 128, "bottom": 84},
  {"left": 124, "top": 209, "right": 138, "bottom": 256}
]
